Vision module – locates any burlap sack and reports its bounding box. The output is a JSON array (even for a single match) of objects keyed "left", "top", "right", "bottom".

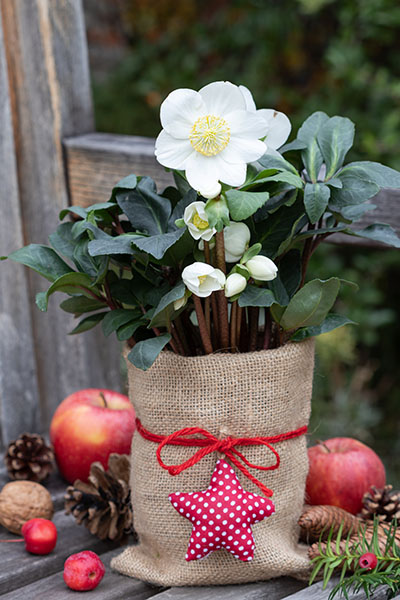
[{"left": 111, "top": 339, "right": 315, "bottom": 586}]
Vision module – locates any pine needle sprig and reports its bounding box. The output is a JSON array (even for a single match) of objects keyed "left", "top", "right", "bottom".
[{"left": 308, "top": 517, "right": 400, "bottom": 599}]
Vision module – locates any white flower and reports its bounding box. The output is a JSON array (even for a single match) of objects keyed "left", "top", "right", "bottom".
[
  {"left": 182, "top": 262, "right": 225, "bottom": 298},
  {"left": 155, "top": 81, "right": 268, "bottom": 197},
  {"left": 200, "top": 182, "right": 222, "bottom": 200},
  {"left": 173, "top": 294, "right": 188, "bottom": 311},
  {"left": 245, "top": 255, "right": 278, "bottom": 281},
  {"left": 223, "top": 221, "right": 251, "bottom": 263},
  {"left": 183, "top": 201, "right": 216, "bottom": 241},
  {"left": 239, "top": 85, "right": 291, "bottom": 151},
  {"left": 225, "top": 273, "right": 247, "bottom": 298}
]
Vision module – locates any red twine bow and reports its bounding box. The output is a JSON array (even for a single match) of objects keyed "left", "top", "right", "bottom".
[{"left": 136, "top": 419, "right": 307, "bottom": 498}]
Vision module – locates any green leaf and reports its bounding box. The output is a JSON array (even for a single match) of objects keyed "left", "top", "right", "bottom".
[
  {"left": 204, "top": 195, "right": 230, "bottom": 231},
  {"left": 38, "top": 272, "right": 96, "bottom": 312},
  {"left": 278, "top": 250, "right": 302, "bottom": 297},
  {"left": 132, "top": 228, "right": 186, "bottom": 259},
  {"left": 330, "top": 170, "right": 379, "bottom": 207},
  {"left": 341, "top": 161, "right": 400, "bottom": 189},
  {"left": 304, "top": 183, "right": 331, "bottom": 223},
  {"left": 127, "top": 334, "right": 171, "bottom": 370},
  {"left": 317, "top": 116, "right": 355, "bottom": 179},
  {"left": 268, "top": 276, "right": 289, "bottom": 306},
  {"left": 110, "top": 174, "right": 138, "bottom": 198},
  {"left": 169, "top": 189, "right": 197, "bottom": 228},
  {"left": 238, "top": 285, "right": 276, "bottom": 308},
  {"left": 60, "top": 295, "right": 105, "bottom": 314},
  {"left": 270, "top": 303, "right": 286, "bottom": 324},
  {"left": 346, "top": 223, "right": 400, "bottom": 248},
  {"left": 257, "top": 199, "right": 306, "bottom": 258},
  {"left": 297, "top": 111, "right": 329, "bottom": 182},
  {"left": 280, "top": 278, "right": 341, "bottom": 330},
  {"left": 69, "top": 312, "right": 107, "bottom": 334},
  {"left": 49, "top": 222, "right": 77, "bottom": 260},
  {"left": 280, "top": 139, "right": 307, "bottom": 153},
  {"left": 102, "top": 309, "right": 141, "bottom": 337},
  {"left": 262, "top": 171, "right": 304, "bottom": 189},
  {"left": 59, "top": 206, "right": 87, "bottom": 220},
  {"left": 88, "top": 234, "right": 142, "bottom": 256},
  {"left": 225, "top": 189, "right": 269, "bottom": 221},
  {"left": 290, "top": 314, "right": 356, "bottom": 341},
  {"left": 8, "top": 244, "right": 72, "bottom": 282},
  {"left": 258, "top": 151, "right": 299, "bottom": 175},
  {"left": 173, "top": 170, "right": 191, "bottom": 196},
  {"left": 150, "top": 282, "right": 185, "bottom": 327},
  {"left": 241, "top": 243, "right": 262, "bottom": 264},
  {"left": 116, "top": 176, "right": 171, "bottom": 235},
  {"left": 116, "top": 319, "right": 144, "bottom": 341}
]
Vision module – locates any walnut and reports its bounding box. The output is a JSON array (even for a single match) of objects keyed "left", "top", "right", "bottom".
[{"left": 0, "top": 480, "right": 54, "bottom": 534}]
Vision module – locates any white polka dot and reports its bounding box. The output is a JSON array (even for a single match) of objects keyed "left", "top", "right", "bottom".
[
  {"left": 218, "top": 481, "right": 223, "bottom": 486},
  {"left": 202, "top": 537, "right": 207, "bottom": 542},
  {"left": 229, "top": 524, "right": 234, "bottom": 530},
  {"left": 267, "top": 505, "right": 271, "bottom": 510},
  {"left": 236, "top": 506, "right": 241, "bottom": 511},
  {"left": 196, "top": 532, "right": 200, "bottom": 537},
  {"left": 217, "top": 502, "right": 222, "bottom": 507},
  {"left": 202, "top": 515, "right": 207, "bottom": 519},
  {"left": 246, "top": 556, "right": 252, "bottom": 561},
  {"left": 228, "top": 535, "right": 233, "bottom": 540},
  {"left": 199, "top": 497, "right": 204, "bottom": 502},
  {"left": 190, "top": 549, "right": 195, "bottom": 554},
  {"left": 211, "top": 497, "right": 216, "bottom": 502},
  {"left": 241, "top": 534, "right": 247, "bottom": 540},
  {"left": 221, "top": 531, "right": 227, "bottom": 536},
  {"left": 215, "top": 537, "right": 220, "bottom": 541},
  {"left": 186, "top": 513, "right": 191, "bottom": 518},
  {"left": 216, "top": 514, "right": 221, "bottom": 520},
  {"left": 244, "top": 551, "right": 248, "bottom": 555},
  {"left": 223, "top": 508, "right": 228, "bottom": 513},
  {"left": 242, "top": 510, "right": 246, "bottom": 516},
  {"left": 202, "top": 525, "right": 207, "bottom": 531},
  {"left": 226, "top": 485, "right": 231, "bottom": 490},
  {"left": 173, "top": 502, "right": 178, "bottom": 507},
  {"left": 212, "top": 477, "right": 217, "bottom": 482},
  {"left": 191, "top": 504, "right": 196, "bottom": 510},
  {"left": 218, "top": 470, "right": 223, "bottom": 474},
  {"left": 215, "top": 525, "right": 221, "bottom": 531},
  {"left": 196, "top": 520, "right": 201, "bottom": 525},
  {"left": 222, "top": 519, "right": 228, "bottom": 525},
  {"left": 204, "top": 502, "right": 209, "bottom": 508},
  {"left": 176, "top": 492, "right": 181, "bottom": 496},
  {"left": 234, "top": 541, "right": 239, "bottom": 546},
  {"left": 230, "top": 500, "right": 236, "bottom": 506},
  {"left": 223, "top": 463, "right": 228, "bottom": 468},
  {"left": 255, "top": 501, "right": 259, "bottom": 507},
  {"left": 248, "top": 505, "right": 253, "bottom": 510},
  {"left": 225, "top": 474, "right": 230, "bottom": 479},
  {"left": 179, "top": 508, "right": 184, "bottom": 513},
  {"left": 218, "top": 491, "right": 224, "bottom": 496},
  {"left": 209, "top": 542, "right": 214, "bottom": 547},
  {"left": 235, "top": 529, "right": 241, "bottom": 534},
  {"left": 232, "top": 489, "right": 237, "bottom": 495},
  {"left": 208, "top": 532, "right": 213, "bottom": 537},
  {"left": 260, "top": 510, "right": 264, "bottom": 515},
  {"left": 194, "top": 494, "right": 199, "bottom": 498},
  {"left": 248, "top": 495, "right": 253, "bottom": 499},
  {"left": 197, "top": 508, "right": 202, "bottom": 514},
  {"left": 236, "top": 517, "right": 241, "bottom": 523},
  {"left": 229, "top": 512, "right": 235, "bottom": 518},
  {"left": 196, "top": 554, "right": 202, "bottom": 558},
  {"left": 243, "top": 499, "right": 247, "bottom": 504},
  {"left": 247, "top": 540, "right": 252, "bottom": 545},
  {"left": 196, "top": 543, "right": 200, "bottom": 548},
  {"left": 209, "top": 520, "right": 214, "bottom": 525},
  {"left": 239, "top": 545, "right": 244, "bottom": 551}
]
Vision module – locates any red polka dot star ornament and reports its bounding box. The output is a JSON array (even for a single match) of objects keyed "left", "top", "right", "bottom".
[{"left": 169, "top": 459, "right": 275, "bottom": 562}]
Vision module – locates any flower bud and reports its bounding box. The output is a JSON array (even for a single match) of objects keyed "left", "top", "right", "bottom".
[
  {"left": 245, "top": 255, "right": 278, "bottom": 281},
  {"left": 201, "top": 182, "right": 222, "bottom": 200},
  {"left": 223, "top": 222, "right": 251, "bottom": 263},
  {"left": 182, "top": 262, "right": 225, "bottom": 298},
  {"left": 224, "top": 273, "right": 247, "bottom": 298},
  {"left": 173, "top": 294, "right": 188, "bottom": 311},
  {"left": 183, "top": 201, "right": 216, "bottom": 241}
]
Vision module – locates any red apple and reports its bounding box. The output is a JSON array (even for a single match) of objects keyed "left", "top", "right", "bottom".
[
  {"left": 50, "top": 388, "right": 135, "bottom": 483},
  {"left": 305, "top": 437, "right": 386, "bottom": 514}
]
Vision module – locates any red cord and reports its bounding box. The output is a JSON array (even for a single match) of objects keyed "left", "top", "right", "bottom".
[{"left": 136, "top": 419, "right": 307, "bottom": 498}]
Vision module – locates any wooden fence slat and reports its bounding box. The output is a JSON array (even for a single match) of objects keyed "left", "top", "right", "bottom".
[
  {"left": 0, "top": 0, "right": 122, "bottom": 435},
  {"left": 0, "top": 7, "right": 40, "bottom": 445},
  {"left": 64, "top": 133, "right": 173, "bottom": 207}
]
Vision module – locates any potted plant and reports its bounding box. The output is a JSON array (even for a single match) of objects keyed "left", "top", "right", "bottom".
[{"left": 4, "top": 81, "right": 400, "bottom": 586}]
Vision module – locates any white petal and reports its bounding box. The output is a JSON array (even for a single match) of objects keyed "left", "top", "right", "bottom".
[
  {"left": 258, "top": 109, "right": 292, "bottom": 149},
  {"left": 239, "top": 85, "right": 257, "bottom": 112},
  {"left": 213, "top": 155, "right": 247, "bottom": 187},
  {"left": 213, "top": 269, "right": 226, "bottom": 287},
  {"left": 227, "top": 110, "right": 269, "bottom": 139},
  {"left": 185, "top": 152, "right": 220, "bottom": 194},
  {"left": 160, "top": 88, "right": 206, "bottom": 138},
  {"left": 221, "top": 137, "right": 266, "bottom": 164},
  {"left": 155, "top": 130, "right": 194, "bottom": 169},
  {"left": 199, "top": 81, "right": 246, "bottom": 117}
]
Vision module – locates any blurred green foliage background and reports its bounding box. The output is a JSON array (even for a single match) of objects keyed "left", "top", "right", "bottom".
[{"left": 87, "top": 0, "right": 400, "bottom": 484}]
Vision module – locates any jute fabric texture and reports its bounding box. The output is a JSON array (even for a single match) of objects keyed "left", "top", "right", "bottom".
[{"left": 111, "top": 339, "right": 315, "bottom": 586}]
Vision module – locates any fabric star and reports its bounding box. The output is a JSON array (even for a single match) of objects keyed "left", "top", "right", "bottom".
[{"left": 169, "top": 458, "right": 275, "bottom": 562}]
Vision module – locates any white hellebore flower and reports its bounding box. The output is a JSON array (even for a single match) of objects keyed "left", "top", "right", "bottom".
[
  {"left": 225, "top": 273, "right": 247, "bottom": 298},
  {"left": 239, "top": 85, "right": 291, "bottom": 151},
  {"left": 155, "top": 81, "right": 268, "bottom": 198},
  {"left": 223, "top": 221, "right": 251, "bottom": 263},
  {"left": 182, "top": 262, "right": 225, "bottom": 298},
  {"left": 183, "top": 201, "right": 216, "bottom": 241},
  {"left": 245, "top": 255, "right": 278, "bottom": 282}
]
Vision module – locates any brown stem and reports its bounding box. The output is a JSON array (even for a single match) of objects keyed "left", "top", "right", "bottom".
[
  {"left": 104, "top": 279, "right": 118, "bottom": 310},
  {"left": 204, "top": 241, "right": 211, "bottom": 265},
  {"left": 181, "top": 312, "right": 198, "bottom": 355},
  {"left": 263, "top": 308, "right": 272, "bottom": 350},
  {"left": 239, "top": 308, "right": 248, "bottom": 352},
  {"left": 215, "top": 231, "right": 226, "bottom": 274},
  {"left": 230, "top": 301, "right": 238, "bottom": 352},
  {"left": 204, "top": 297, "right": 211, "bottom": 338},
  {"left": 248, "top": 307, "right": 259, "bottom": 352},
  {"left": 174, "top": 315, "right": 190, "bottom": 355},
  {"left": 0, "top": 539, "right": 24, "bottom": 543},
  {"left": 317, "top": 439, "right": 332, "bottom": 453},
  {"left": 217, "top": 291, "right": 229, "bottom": 350},
  {"left": 168, "top": 337, "right": 179, "bottom": 354},
  {"left": 193, "top": 295, "right": 213, "bottom": 354},
  {"left": 113, "top": 213, "right": 125, "bottom": 235},
  {"left": 78, "top": 286, "right": 106, "bottom": 304},
  {"left": 236, "top": 305, "right": 243, "bottom": 347},
  {"left": 210, "top": 293, "right": 219, "bottom": 342},
  {"left": 171, "top": 323, "right": 185, "bottom": 355},
  {"left": 98, "top": 392, "right": 108, "bottom": 408}
]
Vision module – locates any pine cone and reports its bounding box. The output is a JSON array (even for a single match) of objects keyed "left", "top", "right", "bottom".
[
  {"left": 4, "top": 433, "right": 54, "bottom": 482},
  {"left": 299, "top": 505, "right": 361, "bottom": 543},
  {"left": 360, "top": 485, "right": 400, "bottom": 522},
  {"left": 64, "top": 453, "right": 134, "bottom": 541}
]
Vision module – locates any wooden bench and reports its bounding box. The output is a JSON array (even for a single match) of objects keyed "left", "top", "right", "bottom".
[{"left": 0, "top": 2, "right": 399, "bottom": 598}]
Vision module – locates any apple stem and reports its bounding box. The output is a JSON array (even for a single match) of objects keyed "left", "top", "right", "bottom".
[
  {"left": 316, "top": 439, "right": 332, "bottom": 453},
  {"left": 0, "top": 538, "right": 24, "bottom": 543},
  {"left": 98, "top": 392, "right": 108, "bottom": 408}
]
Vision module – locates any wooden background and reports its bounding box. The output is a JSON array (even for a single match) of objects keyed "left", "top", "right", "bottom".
[{"left": 0, "top": 0, "right": 399, "bottom": 447}]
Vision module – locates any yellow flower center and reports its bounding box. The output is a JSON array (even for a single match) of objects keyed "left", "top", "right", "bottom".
[
  {"left": 198, "top": 274, "right": 207, "bottom": 285},
  {"left": 189, "top": 115, "right": 231, "bottom": 156},
  {"left": 192, "top": 213, "right": 209, "bottom": 230}
]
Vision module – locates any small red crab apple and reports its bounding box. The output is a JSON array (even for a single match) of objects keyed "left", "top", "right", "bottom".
[
  {"left": 63, "top": 550, "right": 105, "bottom": 591},
  {"left": 21, "top": 518, "right": 57, "bottom": 554},
  {"left": 359, "top": 552, "right": 378, "bottom": 570}
]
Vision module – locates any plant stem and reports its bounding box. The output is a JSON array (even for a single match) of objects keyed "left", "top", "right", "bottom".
[
  {"left": 214, "top": 231, "right": 229, "bottom": 350},
  {"left": 210, "top": 293, "right": 219, "bottom": 343},
  {"left": 193, "top": 295, "right": 213, "bottom": 354},
  {"left": 174, "top": 315, "right": 190, "bottom": 355},
  {"left": 98, "top": 392, "right": 108, "bottom": 408},
  {"left": 204, "top": 297, "right": 211, "bottom": 338},
  {"left": 113, "top": 214, "right": 125, "bottom": 235},
  {"left": 104, "top": 279, "right": 118, "bottom": 310},
  {"left": 230, "top": 300, "right": 238, "bottom": 352},
  {"left": 204, "top": 241, "right": 211, "bottom": 265},
  {"left": 0, "top": 539, "right": 24, "bottom": 543},
  {"left": 263, "top": 308, "right": 271, "bottom": 350},
  {"left": 171, "top": 323, "right": 185, "bottom": 355},
  {"left": 248, "top": 307, "right": 259, "bottom": 352},
  {"left": 236, "top": 305, "right": 243, "bottom": 348}
]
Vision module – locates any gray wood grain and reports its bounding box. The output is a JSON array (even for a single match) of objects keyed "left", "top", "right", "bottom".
[
  {"left": 64, "top": 133, "right": 173, "bottom": 207},
  {"left": 284, "top": 577, "right": 390, "bottom": 599},
  {"left": 151, "top": 577, "right": 305, "bottom": 600},
  {"left": 0, "top": 548, "right": 161, "bottom": 600},
  {"left": 0, "top": 7, "right": 40, "bottom": 446},
  {"left": 1, "top": 0, "right": 122, "bottom": 434},
  {"left": 0, "top": 509, "right": 132, "bottom": 595}
]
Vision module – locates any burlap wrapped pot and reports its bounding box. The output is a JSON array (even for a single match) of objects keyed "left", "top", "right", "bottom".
[{"left": 111, "top": 339, "right": 315, "bottom": 586}]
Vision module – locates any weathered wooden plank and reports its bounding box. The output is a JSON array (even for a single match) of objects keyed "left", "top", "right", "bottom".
[
  {"left": 0, "top": 509, "right": 130, "bottom": 595},
  {"left": 151, "top": 577, "right": 305, "bottom": 600},
  {"left": 0, "top": 7, "right": 40, "bottom": 446},
  {"left": 0, "top": 548, "right": 161, "bottom": 600},
  {"left": 1, "top": 0, "right": 122, "bottom": 434},
  {"left": 64, "top": 133, "right": 173, "bottom": 206},
  {"left": 283, "top": 577, "right": 389, "bottom": 599}
]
